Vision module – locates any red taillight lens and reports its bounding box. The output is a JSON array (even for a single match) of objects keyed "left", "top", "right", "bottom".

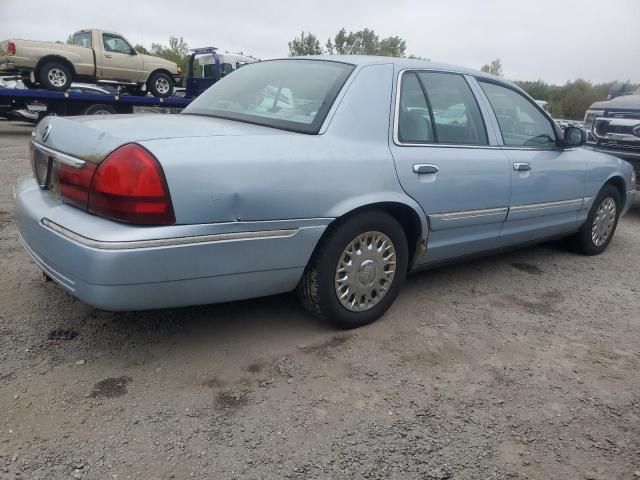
[
  {"left": 7, "top": 42, "right": 16, "bottom": 56},
  {"left": 87, "top": 143, "right": 175, "bottom": 225},
  {"left": 60, "top": 163, "right": 97, "bottom": 209}
]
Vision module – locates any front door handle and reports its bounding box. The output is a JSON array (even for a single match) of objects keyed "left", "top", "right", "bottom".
[
  {"left": 513, "top": 162, "right": 532, "bottom": 171},
  {"left": 413, "top": 164, "right": 439, "bottom": 174},
  {"left": 105, "top": 54, "right": 112, "bottom": 58}
]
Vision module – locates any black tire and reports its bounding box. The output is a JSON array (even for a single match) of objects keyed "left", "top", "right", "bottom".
[
  {"left": 82, "top": 104, "right": 117, "bottom": 115},
  {"left": 567, "top": 184, "right": 621, "bottom": 255},
  {"left": 38, "top": 61, "right": 72, "bottom": 91},
  {"left": 147, "top": 71, "right": 174, "bottom": 98},
  {"left": 297, "top": 211, "right": 409, "bottom": 329}
]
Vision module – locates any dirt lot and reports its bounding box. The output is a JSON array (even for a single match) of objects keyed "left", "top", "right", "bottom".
[{"left": 0, "top": 119, "right": 639, "bottom": 480}]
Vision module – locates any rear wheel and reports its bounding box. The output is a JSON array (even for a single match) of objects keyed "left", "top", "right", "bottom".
[
  {"left": 568, "top": 184, "right": 621, "bottom": 255},
  {"left": 297, "top": 211, "right": 409, "bottom": 329},
  {"left": 82, "top": 104, "right": 117, "bottom": 115},
  {"left": 39, "top": 61, "right": 72, "bottom": 91},
  {"left": 147, "top": 71, "right": 174, "bottom": 98}
]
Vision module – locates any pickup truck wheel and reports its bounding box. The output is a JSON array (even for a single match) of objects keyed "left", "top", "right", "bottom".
[
  {"left": 297, "top": 211, "right": 408, "bottom": 329},
  {"left": 39, "top": 62, "right": 72, "bottom": 91},
  {"left": 82, "top": 104, "right": 117, "bottom": 115},
  {"left": 147, "top": 72, "right": 174, "bottom": 98},
  {"left": 567, "top": 184, "right": 621, "bottom": 255}
]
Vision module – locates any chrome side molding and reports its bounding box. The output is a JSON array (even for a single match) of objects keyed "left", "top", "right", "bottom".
[
  {"left": 435, "top": 207, "right": 508, "bottom": 221},
  {"left": 509, "top": 198, "right": 583, "bottom": 212}
]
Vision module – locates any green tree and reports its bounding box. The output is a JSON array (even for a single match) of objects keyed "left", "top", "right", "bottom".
[
  {"left": 481, "top": 59, "right": 503, "bottom": 77},
  {"left": 134, "top": 44, "right": 150, "bottom": 55},
  {"left": 149, "top": 37, "right": 192, "bottom": 83},
  {"left": 288, "top": 31, "right": 323, "bottom": 56},
  {"left": 326, "top": 28, "right": 406, "bottom": 56},
  {"left": 290, "top": 28, "right": 411, "bottom": 57}
]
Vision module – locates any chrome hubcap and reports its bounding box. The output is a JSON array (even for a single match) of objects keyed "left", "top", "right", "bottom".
[
  {"left": 48, "top": 68, "right": 67, "bottom": 87},
  {"left": 591, "top": 197, "right": 616, "bottom": 247},
  {"left": 155, "top": 77, "right": 170, "bottom": 94},
  {"left": 335, "top": 231, "right": 396, "bottom": 312}
]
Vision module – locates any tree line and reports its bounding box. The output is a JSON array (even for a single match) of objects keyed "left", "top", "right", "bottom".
[{"left": 98, "top": 32, "right": 637, "bottom": 121}]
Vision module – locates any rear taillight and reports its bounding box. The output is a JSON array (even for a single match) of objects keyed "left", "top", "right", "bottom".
[
  {"left": 87, "top": 144, "right": 175, "bottom": 225},
  {"left": 59, "top": 163, "right": 97, "bottom": 209},
  {"left": 7, "top": 42, "right": 16, "bottom": 56}
]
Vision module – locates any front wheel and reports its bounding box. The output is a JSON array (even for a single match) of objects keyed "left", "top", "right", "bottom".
[
  {"left": 147, "top": 72, "right": 174, "bottom": 98},
  {"left": 568, "top": 184, "right": 621, "bottom": 255},
  {"left": 297, "top": 211, "right": 409, "bottom": 329}
]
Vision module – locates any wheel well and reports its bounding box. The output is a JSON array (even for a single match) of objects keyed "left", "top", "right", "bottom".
[
  {"left": 605, "top": 176, "right": 626, "bottom": 204},
  {"left": 35, "top": 55, "right": 76, "bottom": 79},
  {"left": 321, "top": 202, "right": 423, "bottom": 264},
  {"left": 147, "top": 69, "right": 174, "bottom": 84}
]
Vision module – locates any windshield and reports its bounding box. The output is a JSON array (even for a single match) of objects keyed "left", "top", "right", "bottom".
[{"left": 183, "top": 59, "right": 354, "bottom": 134}]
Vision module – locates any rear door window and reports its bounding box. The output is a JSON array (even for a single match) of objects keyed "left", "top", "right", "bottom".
[
  {"left": 416, "top": 72, "right": 488, "bottom": 145},
  {"left": 397, "top": 72, "right": 435, "bottom": 143},
  {"left": 397, "top": 71, "right": 488, "bottom": 145}
]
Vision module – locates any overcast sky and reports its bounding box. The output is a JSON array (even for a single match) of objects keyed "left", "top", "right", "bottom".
[{"left": 2, "top": 0, "right": 638, "bottom": 84}]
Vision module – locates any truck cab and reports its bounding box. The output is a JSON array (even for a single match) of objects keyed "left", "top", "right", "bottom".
[{"left": 184, "top": 48, "right": 257, "bottom": 98}]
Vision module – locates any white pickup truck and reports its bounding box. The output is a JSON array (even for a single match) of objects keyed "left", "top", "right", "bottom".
[{"left": 0, "top": 29, "right": 182, "bottom": 97}]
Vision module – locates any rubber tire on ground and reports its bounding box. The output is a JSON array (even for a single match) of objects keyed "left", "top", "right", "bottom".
[
  {"left": 38, "top": 61, "right": 72, "bottom": 92},
  {"left": 82, "top": 104, "right": 117, "bottom": 115},
  {"left": 567, "top": 184, "right": 621, "bottom": 255},
  {"left": 297, "top": 211, "right": 409, "bottom": 329},
  {"left": 147, "top": 71, "right": 174, "bottom": 98}
]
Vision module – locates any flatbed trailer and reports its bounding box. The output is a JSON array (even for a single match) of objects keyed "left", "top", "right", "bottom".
[{"left": 0, "top": 87, "right": 192, "bottom": 120}]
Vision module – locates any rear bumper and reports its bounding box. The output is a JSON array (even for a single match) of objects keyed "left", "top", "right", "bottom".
[{"left": 15, "top": 176, "right": 329, "bottom": 311}]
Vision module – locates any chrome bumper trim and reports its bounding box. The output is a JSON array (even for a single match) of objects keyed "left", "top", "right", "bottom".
[
  {"left": 42, "top": 218, "right": 298, "bottom": 250},
  {"left": 31, "top": 141, "right": 86, "bottom": 169}
]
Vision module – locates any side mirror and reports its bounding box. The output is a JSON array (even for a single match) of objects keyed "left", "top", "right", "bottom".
[
  {"left": 130, "top": 49, "right": 138, "bottom": 55},
  {"left": 564, "top": 126, "right": 586, "bottom": 147}
]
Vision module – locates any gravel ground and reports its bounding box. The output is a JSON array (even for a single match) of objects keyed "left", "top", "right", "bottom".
[{"left": 1, "top": 120, "right": 639, "bottom": 480}]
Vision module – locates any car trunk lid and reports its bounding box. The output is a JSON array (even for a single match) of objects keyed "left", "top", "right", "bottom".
[{"left": 32, "top": 113, "right": 286, "bottom": 165}]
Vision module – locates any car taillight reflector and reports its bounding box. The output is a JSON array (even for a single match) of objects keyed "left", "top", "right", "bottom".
[
  {"left": 7, "top": 42, "right": 16, "bottom": 56},
  {"left": 87, "top": 143, "right": 175, "bottom": 225},
  {"left": 60, "top": 162, "right": 97, "bottom": 209}
]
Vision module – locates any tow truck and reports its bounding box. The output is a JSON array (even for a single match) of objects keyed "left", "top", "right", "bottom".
[{"left": 0, "top": 47, "right": 256, "bottom": 121}]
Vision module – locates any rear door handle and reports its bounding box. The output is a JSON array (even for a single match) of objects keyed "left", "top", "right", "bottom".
[
  {"left": 513, "top": 162, "right": 531, "bottom": 171},
  {"left": 105, "top": 54, "right": 112, "bottom": 58},
  {"left": 413, "top": 164, "right": 439, "bottom": 174}
]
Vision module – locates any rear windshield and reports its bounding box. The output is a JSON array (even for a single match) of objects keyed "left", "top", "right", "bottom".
[
  {"left": 73, "top": 32, "right": 92, "bottom": 48},
  {"left": 183, "top": 59, "right": 354, "bottom": 134}
]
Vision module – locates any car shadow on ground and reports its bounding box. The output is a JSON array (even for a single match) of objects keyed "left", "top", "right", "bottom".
[{"left": 25, "top": 239, "right": 570, "bottom": 370}]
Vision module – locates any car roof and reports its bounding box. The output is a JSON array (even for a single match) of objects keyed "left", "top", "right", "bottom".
[{"left": 274, "top": 55, "right": 520, "bottom": 90}]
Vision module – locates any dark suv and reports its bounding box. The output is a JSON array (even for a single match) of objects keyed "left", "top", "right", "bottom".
[{"left": 584, "top": 87, "right": 640, "bottom": 180}]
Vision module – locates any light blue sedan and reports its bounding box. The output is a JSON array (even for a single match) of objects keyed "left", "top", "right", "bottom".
[{"left": 15, "top": 57, "right": 636, "bottom": 328}]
